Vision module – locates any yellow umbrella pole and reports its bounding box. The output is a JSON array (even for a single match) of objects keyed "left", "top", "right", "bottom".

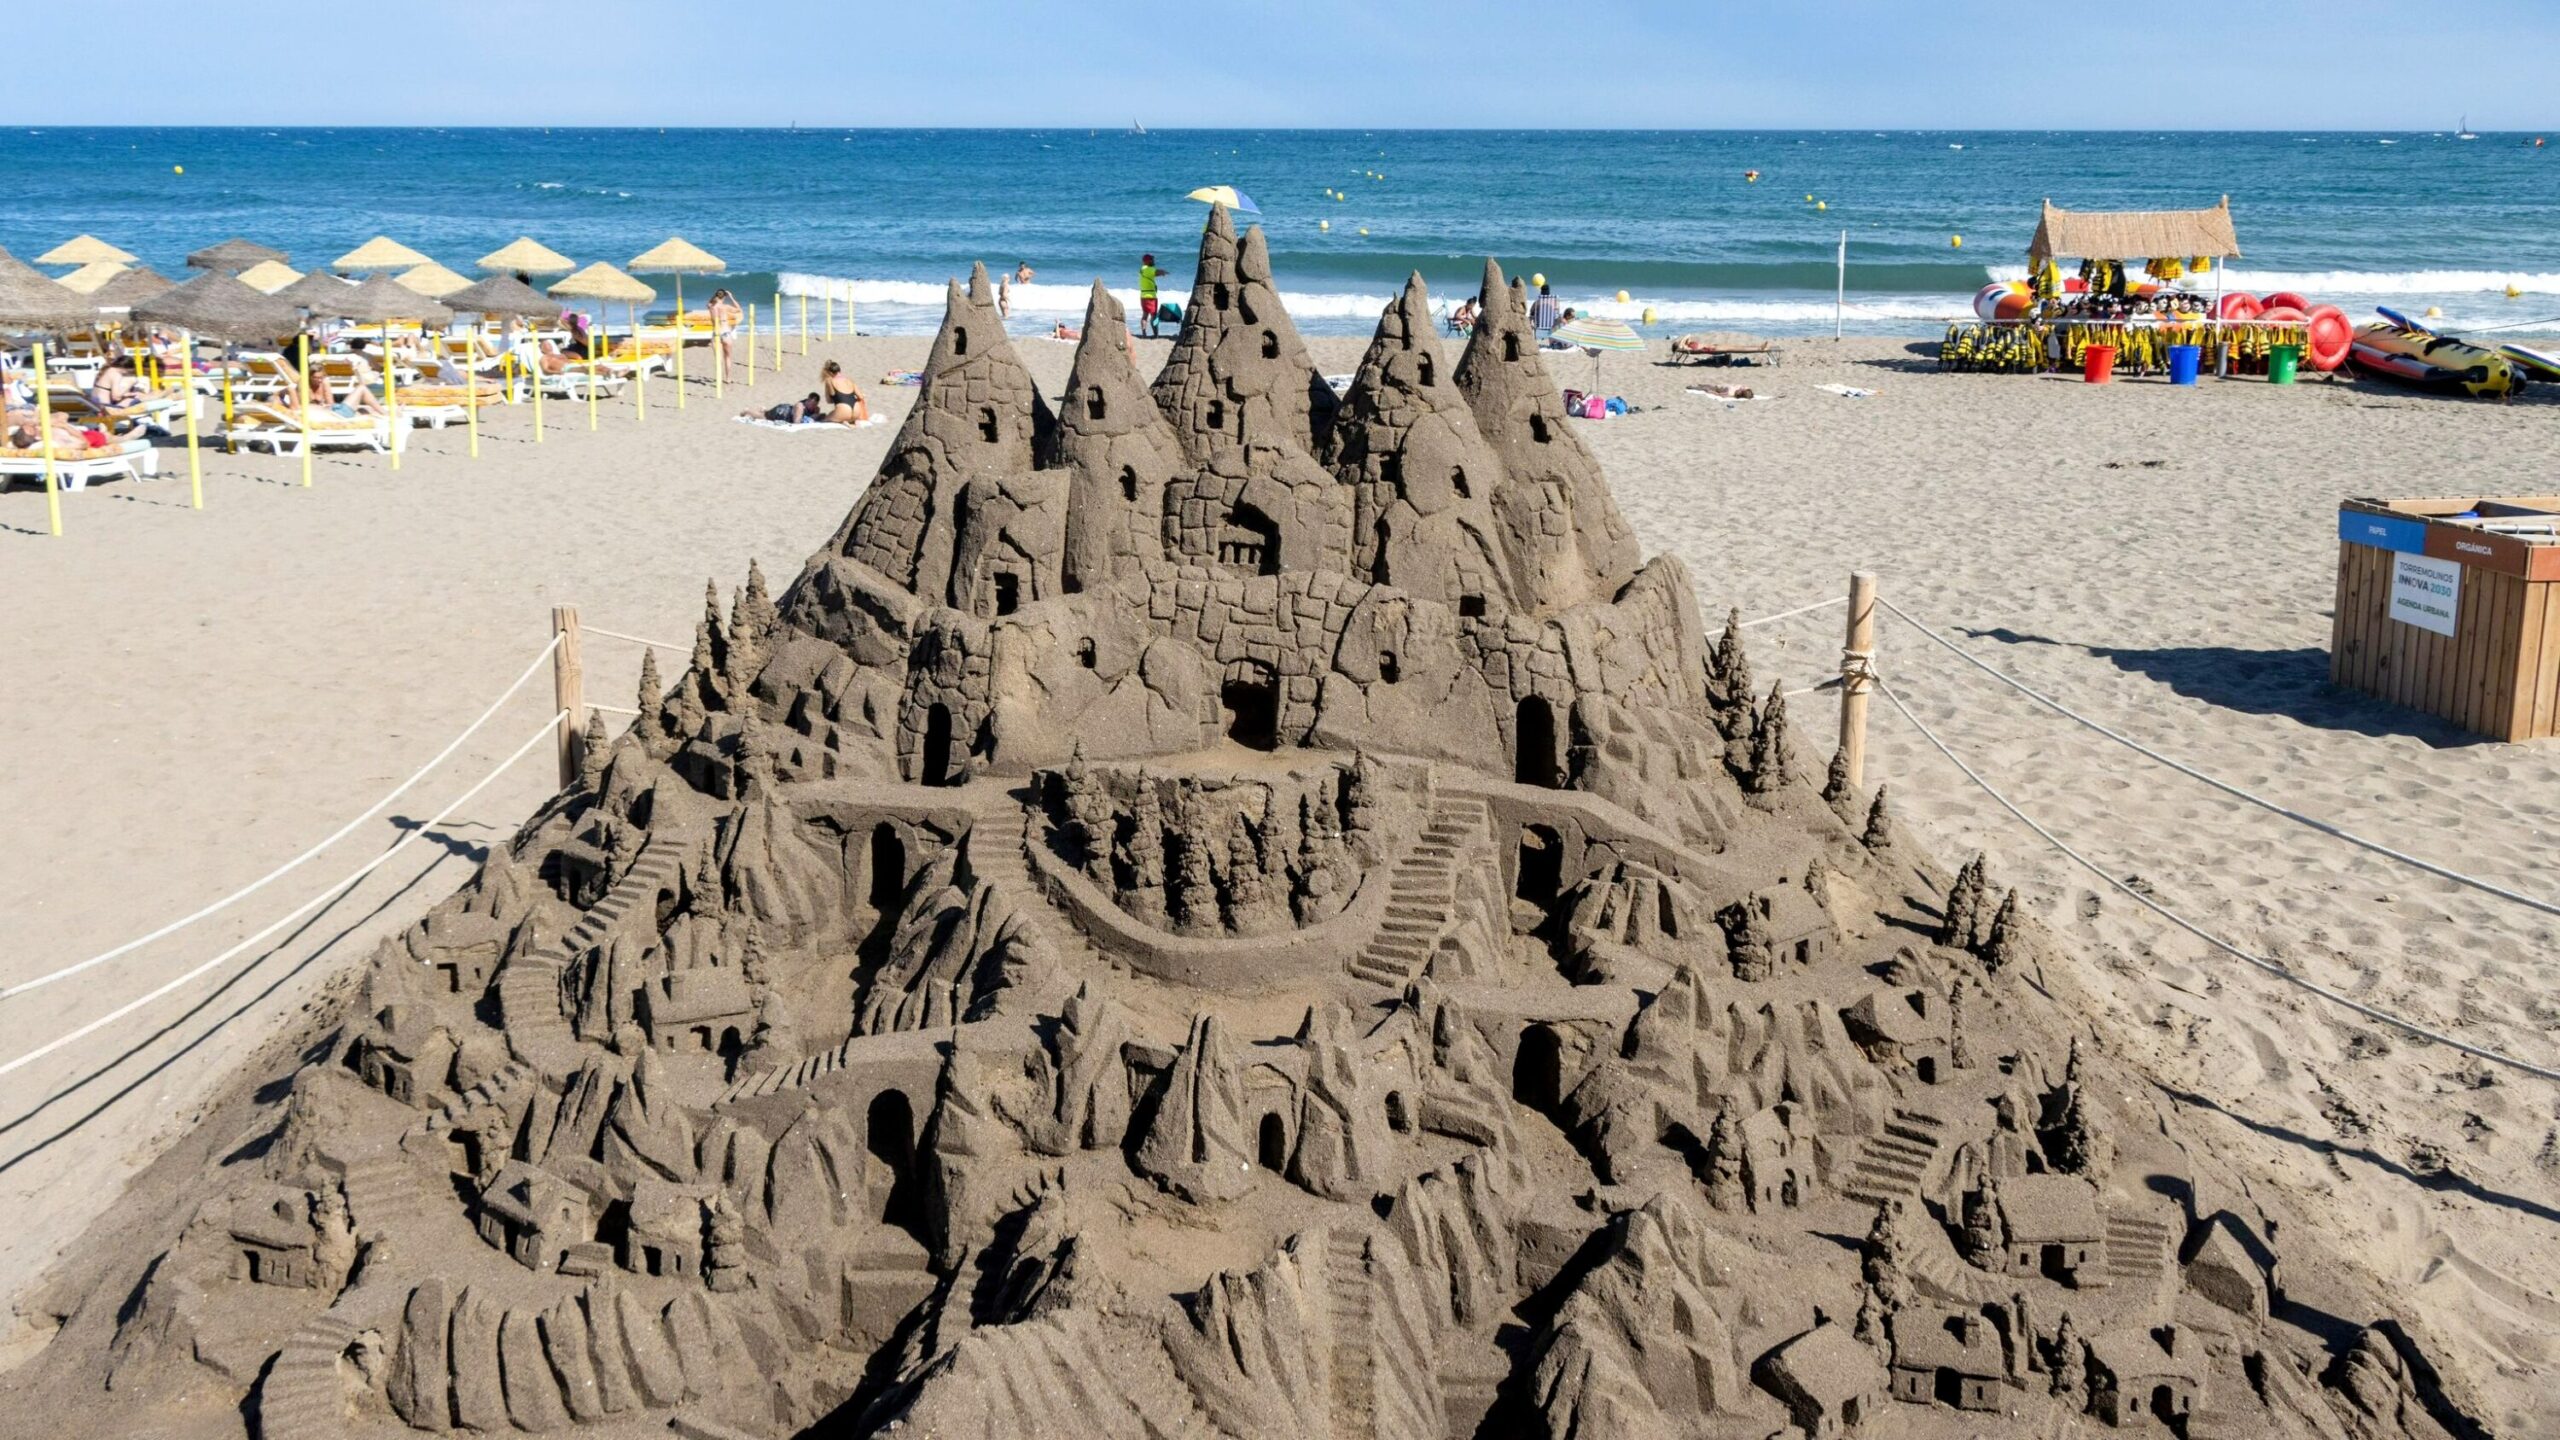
[
  {"left": 297, "top": 333, "right": 313, "bottom": 488},
  {"left": 799, "top": 291, "right": 808, "bottom": 355},
  {"left": 714, "top": 302, "right": 725, "bottom": 400},
  {"left": 824, "top": 292, "right": 833, "bottom": 340},
  {"left": 181, "top": 329, "right": 204, "bottom": 509},
  {"left": 34, "top": 343, "right": 60, "bottom": 537},
  {"left": 633, "top": 302, "right": 647, "bottom": 423},
  {"left": 771, "top": 290, "right": 782, "bottom": 369},
  {"left": 383, "top": 322, "right": 402, "bottom": 471},
  {"left": 586, "top": 315, "right": 600, "bottom": 431},
  {"left": 466, "top": 344, "right": 482, "bottom": 457},
  {"left": 222, "top": 366, "right": 234, "bottom": 428},
  {"left": 747, "top": 304, "right": 757, "bottom": 385},
  {"left": 673, "top": 275, "right": 687, "bottom": 409}
]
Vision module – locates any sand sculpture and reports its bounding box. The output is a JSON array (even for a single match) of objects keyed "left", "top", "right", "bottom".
[{"left": 12, "top": 212, "right": 2480, "bottom": 1440}]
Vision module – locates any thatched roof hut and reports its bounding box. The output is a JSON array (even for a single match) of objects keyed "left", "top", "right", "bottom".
[
  {"left": 0, "top": 247, "right": 94, "bottom": 330},
  {"left": 477, "top": 237, "right": 575, "bottom": 275},
  {"left": 2027, "top": 197, "right": 2240, "bottom": 265},
  {"left": 444, "top": 274, "right": 563, "bottom": 318},
  {"left": 335, "top": 236, "right": 433, "bottom": 271},
  {"left": 186, "top": 238, "right": 288, "bottom": 274},
  {"left": 629, "top": 237, "right": 726, "bottom": 273},
  {"left": 38, "top": 234, "right": 137, "bottom": 267},
  {"left": 56, "top": 260, "right": 130, "bottom": 295},
  {"left": 92, "top": 266, "right": 177, "bottom": 310},
  {"left": 235, "top": 260, "right": 303, "bottom": 294},
  {"left": 131, "top": 271, "right": 303, "bottom": 343}
]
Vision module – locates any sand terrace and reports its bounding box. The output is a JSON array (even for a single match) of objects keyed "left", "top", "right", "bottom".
[{"left": 1, "top": 332, "right": 2554, "bottom": 1428}]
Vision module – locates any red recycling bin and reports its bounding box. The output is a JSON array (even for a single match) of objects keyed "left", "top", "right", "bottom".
[{"left": 2083, "top": 344, "right": 2117, "bottom": 383}]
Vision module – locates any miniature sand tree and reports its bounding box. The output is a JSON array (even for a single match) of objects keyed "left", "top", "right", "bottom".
[
  {"left": 1743, "top": 683, "right": 1791, "bottom": 794},
  {"left": 1720, "top": 896, "right": 1775, "bottom": 982},
  {"left": 1294, "top": 788, "right": 1346, "bottom": 923},
  {"left": 1170, "top": 787, "right": 1220, "bottom": 934},
  {"left": 1862, "top": 785, "right": 1896, "bottom": 852},
  {"left": 1223, "top": 809, "right": 1270, "bottom": 930},
  {"left": 704, "top": 1194, "right": 748, "bottom": 1293},
  {"left": 1120, "top": 774, "right": 1167, "bottom": 925},
  {"left": 1701, "top": 1100, "right": 1746, "bottom": 1213},
  {"left": 579, "top": 707, "right": 613, "bottom": 790},
  {"left": 1939, "top": 854, "right": 1986, "bottom": 948},
  {"left": 1981, "top": 890, "right": 2024, "bottom": 975},
  {"left": 1061, "top": 742, "right": 1112, "bottom": 878},
  {"left": 2049, "top": 1310, "right": 2088, "bottom": 1408},
  {"left": 1961, "top": 1170, "right": 2009, "bottom": 1265},
  {"left": 1822, "top": 745, "right": 1860, "bottom": 823},
  {"left": 1343, "top": 754, "right": 1383, "bottom": 862},
  {"left": 2051, "top": 1039, "right": 2100, "bottom": 1176}
]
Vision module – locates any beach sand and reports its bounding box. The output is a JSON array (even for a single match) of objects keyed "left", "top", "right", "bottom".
[{"left": 2, "top": 329, "right": 2554, "bottom": 1428}]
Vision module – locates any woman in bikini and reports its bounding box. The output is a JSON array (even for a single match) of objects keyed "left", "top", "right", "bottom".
[
  {"left": 817, "top": 360, "right": 868, "bottom": 424},
  {"left": 707, "top": 289, "right": 742, "bottom": 383}
]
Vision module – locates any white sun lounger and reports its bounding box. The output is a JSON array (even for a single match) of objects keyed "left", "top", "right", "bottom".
[
  {"left": 221, "top": 402, "right": 401, "bottom": 456},
  {"left": 0, "top": 438, "right": 160, "bottom": 492}
]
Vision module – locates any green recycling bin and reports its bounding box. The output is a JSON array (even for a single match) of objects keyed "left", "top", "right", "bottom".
[{"left": 2268, "top": 344, "right": 2302, "bottom": 385}]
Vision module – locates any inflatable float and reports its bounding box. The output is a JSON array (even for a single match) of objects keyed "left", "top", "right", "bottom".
[
  {"left": 2349, "top": 323, "right": 2522, "bottom": 398},
  {"left": 2499, "top": 342, "right": 2560, "bottom": 383}
]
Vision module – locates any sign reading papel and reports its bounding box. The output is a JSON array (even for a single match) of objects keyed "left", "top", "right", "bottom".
[{"left": 2389, "top": 551, "right": 2462, "bottom": 636}]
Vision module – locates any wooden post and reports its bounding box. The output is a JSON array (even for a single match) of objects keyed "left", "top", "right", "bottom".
[
  {"left": 551, "top": 605, "right": 584, "bottom": 789},
  {"left": 1839, "top": 571, "right": 1877, "bottom": 790}
]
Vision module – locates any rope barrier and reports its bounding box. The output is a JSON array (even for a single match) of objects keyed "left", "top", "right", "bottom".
[
  {"left": 1876, "top": 597, "right": 2560, "bottom": 923},
  {"left": 1738, "top": 595, "right": 1846, "bottom": 629},
  {"left": 0, "top": 712, "right": 566, "bottom": 1084},
  {"left": 1871, "top": 677, "right": 2559, "bottom": 1082},
  {"left": 583, "top": 626, "right": 684, "bottom": 652},
  {"left": 0, "top": 637, "right": 564, "bottom": 1004}
]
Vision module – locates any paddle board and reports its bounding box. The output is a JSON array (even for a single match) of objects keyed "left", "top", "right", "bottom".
[
  {"left": 2498, "top": 343, "right": 2560, "bottom": 382},
  {"left": 2375, "top": 305, "right": 2436, "bottom": 335}
]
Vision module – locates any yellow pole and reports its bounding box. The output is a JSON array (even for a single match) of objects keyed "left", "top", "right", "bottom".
[
  {"left": 466, "top": 340, "right": 482, "bottom": 457},
  {"left": 586, "top": 314, "right": 600, "bottom": 431},
  {"left": 824, "top": 291, "right": 834, "bottom": 340},
  {"left": 799, "top": 291, "right": 808, "bottom": 355},
  {"left": 383, "top": 322, "right": 401, "bottom": 471},
  {"left": 297, "top": 333, "right": 313, "bottom": 488},
  {"left": 180, "top": 330, "right": 204, "bottom": 509},
  {"left": 633, "top": 302, "right": 647, "bottom": 423},
  {"left": 713, "top": 298, "right": 725, "bottom": 400},
  {"left": 673, "top": 275, "right": 687, "bottom": 409},
  {"left": 771, "top": 290, "right": 782, "bottom": 369},
  {"left": 531, "top": 342, "right": 545, "bottom": 442},
  {"left": 222, "top": 367, "right": 234, "bottom": 427},
  {"left": 34, "top": 343, "right": 61, "bottom": 537},
  {"left": 747, "top": 304, "right": 757, "bottom": 385}
]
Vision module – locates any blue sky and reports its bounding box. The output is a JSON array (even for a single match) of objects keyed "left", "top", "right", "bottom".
[{"left": 21, "top": 1, "right": 2560, "bottom": 129}]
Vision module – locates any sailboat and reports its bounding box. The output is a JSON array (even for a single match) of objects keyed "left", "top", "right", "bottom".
[
  {"left": 2458, "top": 115, "right": 2479, "bottom": 141},
  {"left": 1129, "top": 119, "right": 1147, "bottom": 137}
]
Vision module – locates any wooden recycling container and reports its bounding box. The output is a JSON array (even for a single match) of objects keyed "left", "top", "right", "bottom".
[{"left": 2332, "top": 496, "right": 2560, "bottom": 741}]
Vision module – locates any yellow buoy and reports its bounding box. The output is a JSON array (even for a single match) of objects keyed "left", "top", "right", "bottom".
[
  {"left": 172, "top": 164, "right": 184, "bottom": 175},
  {"left": 1950, "top": 235, "right": 1963, "bottom": 248},
  {"left": 2425, "top": 305, "right": 2443, "bottom": 318},
  {"left": 1357, "top": 228, "right": 1369, "bottom": 237},
  {"left": 1615, "top": 289, "right": 1630, "bottom": 304},
  {"left": 1319, "top": 219, "right": 1330, "bottom": 231},
  {"left": 1641, "top": 307, "right": 1658, "bottom": 326},
  {"left": 1531, "top": 273, "right": 1546, "bottom": 288},
  {"left": 1805, "top": 193, "right": 1814, "bottom": 202},
  {"left": 2507, "top": 283, "right": 2524, "bottom": 299},
  {"left": 1816, "top": 200, "right": 1827, "bottom": 211}
]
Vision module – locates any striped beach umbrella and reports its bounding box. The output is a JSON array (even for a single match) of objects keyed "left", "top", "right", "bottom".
[
  {"left": 1550, "top": 316, "right": 1645, "bottom": 352},
  {"left": 1186, "top": 185, "right": 1261, "bottom": 215}
]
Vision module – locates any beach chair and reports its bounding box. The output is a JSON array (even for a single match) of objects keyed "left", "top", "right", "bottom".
[
  {"left": 0, "top": 436, "right": 160, "bottom": 492},
  {"left": 387, "top": 382, "right": 508, "bottom": 428},
  {"left": 538, "top": 367, "right": 629, "bottom": 401},
  {"left": 221, "top": 401, "right": 400, "bottom": 456},
  {"left": 48, "top": 388, "right": 191, "bottom": 435},
  {"left": 231, "top": 352, "right": 302, "bottom": 400},
  {"left": 1669, "top": 332, "right": 1783, "bottom": 367}
]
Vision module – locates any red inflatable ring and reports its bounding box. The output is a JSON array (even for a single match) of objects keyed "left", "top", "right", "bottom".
[
  {"left": 2218, "top": 293, "right": 2263, "bottom": 321},
  {"left": 2262, "top": 290, "right": 2311, "bottom": 313},
  {"left": 2305, "top": 305, "right": 2352, "bottom": 371},
  {"left": 2259, "top": 305, "right": 2308, "bottom": 324}
]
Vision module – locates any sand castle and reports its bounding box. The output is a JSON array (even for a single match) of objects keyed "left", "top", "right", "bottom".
[{"left": 12, "top": 211, "right": 2479, "bottom": 1439}]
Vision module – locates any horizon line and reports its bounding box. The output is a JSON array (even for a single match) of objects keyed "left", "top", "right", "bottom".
[{"left": 6, "top": 123, "right": 2550, "bottom": 135}]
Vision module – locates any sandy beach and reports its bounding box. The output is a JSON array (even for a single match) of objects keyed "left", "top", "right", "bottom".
[{"left": 4, "top": 324, "right": 2557, "bottom": 1428}]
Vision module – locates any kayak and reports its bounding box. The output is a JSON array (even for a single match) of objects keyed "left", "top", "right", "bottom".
[{"left": 2349, "top": 324, "right": 2522, "bottom": 398}]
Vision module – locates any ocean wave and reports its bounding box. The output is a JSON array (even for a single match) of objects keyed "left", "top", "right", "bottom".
[
  {"left": 1983, "top": 265, "right": 2560, "bottom": 296},
  {"left": 778, "top": 273, "right": 1975, "bottom": 326}
]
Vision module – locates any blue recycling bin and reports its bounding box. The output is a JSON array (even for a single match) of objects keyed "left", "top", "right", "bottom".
[{"left": 2167, "top": 343, "right": 2202, "bottom": 386}]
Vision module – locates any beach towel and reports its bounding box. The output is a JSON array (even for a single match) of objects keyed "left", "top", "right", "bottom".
[
  {"left": 1815, "top": 383, "right": 1875, "bottom": 398},
  {"left": 882, "top": 371, "right": 924, "bottom": 387},
  {"left": 733, "top": 415, "right": 886, "bottom": 432}
]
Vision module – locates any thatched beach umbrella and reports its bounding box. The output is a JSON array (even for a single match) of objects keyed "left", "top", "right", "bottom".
[
  {"left": 56, "top": 260, "right": 130, "bottom": 295},
  {"left": 186, "top": 238, "right": 287, "bottom": 274},
  {"left": 91, "top": 266, "right": 175, "bottom": 310},
  {"left": 445, "top": 274, "right": 561, "bottom": 443},
  {"left": 630, "top": 236, "right": 724, "bottom": 405},
  {"left": 396, "top": 261, "right": 473, "bottom": 299},
  {"left": 335, "top": 235, "right": 432, "bottom": 272},
  {"left": 477, "top": 236, "right": 574, "bottom": 277},
  {"left": 0, "top": 248, "right": 96, "bottom": 536},
  {"left": 551, "top": 262, "right": 656, "bottom": 429},
  {"left": 135, "top": 272, "right": 306, "bottom": 510},
  {"left": 331, "top": 276, "right": 454, "bottom": 471},
  {"left": 235, "top": 260, "right": 302, "bottom": 295},
  {"left": 39, "top": 234, "right": 136, "bottom": 268}
]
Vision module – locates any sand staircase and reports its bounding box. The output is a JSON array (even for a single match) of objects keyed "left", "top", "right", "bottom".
[
  {"left": 335, "top": 1150, "right": 429, "bottom": 1239},
  {"left": 251, "top": 1309, "right": 364, "bottom": 1440},
  {"left": 1902, "top": 1219, "right": 2013, "bottom": 1306},
  {"left": 1346, "top": 796, "right": 1488, "bottom": 989},
  {"left": 1325, "top": 1230, "right": 1377, "bottom": 1431},
  {"left": 1839, "top": 1106, "right": 1948, "bottom": 1207},
  {"left": 2102, "top": 1210, "right": 2176, "bottom": 1288},
  {"left": 499, "top": 841, "right": 688, "bottom": 1075}
]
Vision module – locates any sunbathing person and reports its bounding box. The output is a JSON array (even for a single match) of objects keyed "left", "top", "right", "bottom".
[
  {"left": 817, "top": 360, "right": 869, "bottom": 424},
  {"left": 6, "top": 414, "right": 115, "bottom": 455},
  {"left": 306, "top": 365, "right": 387, "bottom": 419},
  {"left": 88, "top": 359, "right": 147, "bottom": 410}
]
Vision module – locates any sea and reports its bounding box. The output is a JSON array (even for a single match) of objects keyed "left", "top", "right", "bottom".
[{"left": 5, "top": 127, "right": 2556, "bottom": 339}]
